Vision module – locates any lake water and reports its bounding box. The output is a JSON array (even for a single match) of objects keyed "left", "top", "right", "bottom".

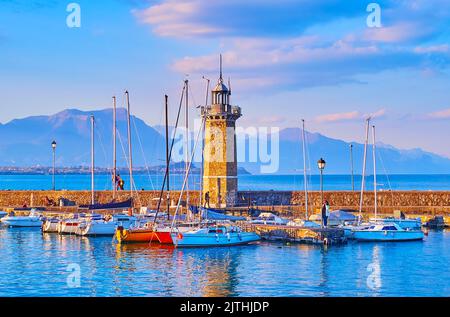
[
  {"left": 0, "top": 226, "right": 448, "bottom": 296},
  {"left": 1, "top": 174, "right": 450, "bottom": 191}
]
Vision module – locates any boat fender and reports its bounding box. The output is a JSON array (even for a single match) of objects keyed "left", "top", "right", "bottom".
[
  {"left": 238, "top": 232, "right": 242, "bottom": 241},
  {"left": 215, "top": 233, "right": 219, "bottom": 242},
  {"left": 323, "top": 238, "right": 329, "bottom": 246},
  {"left": 227, "top": 232, "right": 231, "bottom": 241},
  {"left": 384, "top": 231, "right": 388, "bottom": 236}
]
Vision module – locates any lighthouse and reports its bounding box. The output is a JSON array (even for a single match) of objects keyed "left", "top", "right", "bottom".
[{"left": 201, "top": 56, "right": 241, "bottom": 208}]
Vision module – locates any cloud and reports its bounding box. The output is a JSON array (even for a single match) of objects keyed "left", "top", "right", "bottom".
[
  {"left": 171, "top": 35, "right": 450, "bottom": 92},
  {"left": 428, "top": 108, "right": 450, "bottom": 119},
  {"left": 367, "top": 108, "right": 387, "bottom": 119},
  {"left": 315, "top": 111, "right": 361, "bottom": 123},
  {"left": 133, "top": 0, "right": 365, "bottom": 38},
  {"left": 134, "top": 0, "right": 450, "bottom": 92},
  {"left": 315, "top": 108, "right": 386, "bottom": 123}
]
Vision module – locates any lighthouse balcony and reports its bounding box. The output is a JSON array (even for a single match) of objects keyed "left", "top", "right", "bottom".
[{"left": 201, "top": 105, "right": 242, "bottom": 118}]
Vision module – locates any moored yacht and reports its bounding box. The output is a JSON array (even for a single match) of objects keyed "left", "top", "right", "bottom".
[
  {"left": 351, "top": 223, "right": 424, "bottom": 242},
  {"left": 1, "top": 209, "right": 43, "bottom": 227},
  {"left": 170, "top": 224, "right": 260, "bottom": 247}
]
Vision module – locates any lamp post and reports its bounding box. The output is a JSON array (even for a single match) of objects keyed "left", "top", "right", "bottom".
[
  {"left": 51, "top": 140, "right": 57, "bottom": 190},
  {"left": 317, "top": 158, "right": 326, "bottom": 204}
]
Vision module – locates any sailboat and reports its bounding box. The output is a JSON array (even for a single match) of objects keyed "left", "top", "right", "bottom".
[
  {"left": 351, "top": 125, "right": 424, "bottom": 242},
  {"left": 285, "top": 120, "right": 321, "bottom": 228},
  {"left": 116, "top": 89, "right": 183, "bottom": 244},
  {"left": 171, "top": 224, "right": 260, "bottom": 247},
  {"left": 60, "top": 115, "right": 94, "bottom": 234}
]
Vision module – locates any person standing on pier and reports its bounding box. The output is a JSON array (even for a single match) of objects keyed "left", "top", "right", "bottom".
[
  {"left": 322, "top": 200, "right": 330, "bottom": 227},
  {"left": 204, "top": 191, "right": 210, "bottom": 208}
]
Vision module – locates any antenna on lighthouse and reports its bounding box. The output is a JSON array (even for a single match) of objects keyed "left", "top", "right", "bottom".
[{"left": 219, "top": 54, "right": 223, "bottom": 81}]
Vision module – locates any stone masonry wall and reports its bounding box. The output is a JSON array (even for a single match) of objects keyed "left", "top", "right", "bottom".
[{"left": 1, "top": 190, "right": 449, "bottom": 215}]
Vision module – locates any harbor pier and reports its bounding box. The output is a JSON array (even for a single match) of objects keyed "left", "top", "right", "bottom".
[{"left": 1, "top": 190, "right": 450, "bottom": 216}]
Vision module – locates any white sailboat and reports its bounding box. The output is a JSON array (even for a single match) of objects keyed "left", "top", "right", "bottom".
[
  {"left": 1, "top": 209, "right": 43, "bottom": 227},
  {"left": 171, "top": 223, "right": 260, "bottom": 247},
  {"left": 352, "top": 223, "right": 424, "bottom": 241},
  {"left": 351, "top": 125, "right": 424, "bottom": 242}
]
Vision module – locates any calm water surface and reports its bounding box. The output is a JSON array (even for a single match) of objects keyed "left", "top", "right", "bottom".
[
  {"left": 0, "top": 226, "right": 448, "bottom": 297},
  {"left": 2, "top": 174, "right": 450, "bottom": 191}
]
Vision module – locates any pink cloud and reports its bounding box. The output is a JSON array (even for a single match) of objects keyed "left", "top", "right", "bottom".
[
  {"left": 363, "top": 22, "right": 431, "bottom": 43},
  {"left": 428, "top": 108, "right": 450, "bottom": 119},
  {"left": 315, "top": 111, "right": 361, "bottom": 123}
]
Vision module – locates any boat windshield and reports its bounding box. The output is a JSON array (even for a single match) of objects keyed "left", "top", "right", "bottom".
[
  {"left": 382, "top": 225, "right": 397, "bottom": 231},
  {"left": 208, "top": 227, "right": 225, "bottom": 234}
]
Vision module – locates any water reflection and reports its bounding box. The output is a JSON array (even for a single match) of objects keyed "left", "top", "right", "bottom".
[
  {"left": 112, "top": 243, "right": 241, "bottom": 296},
  {"left": 367, "top": 245, "right": 382, "bottom": 295},
  {"left": 0, "top": 228, "right": 449, "bottom": 296},
  {"left": 318, "top": 247, "right": 330, "bottom": 296}
]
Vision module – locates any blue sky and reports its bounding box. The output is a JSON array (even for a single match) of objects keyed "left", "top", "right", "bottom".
[{"left": 1, "top": 0, "right": 450, "bottom": 157}]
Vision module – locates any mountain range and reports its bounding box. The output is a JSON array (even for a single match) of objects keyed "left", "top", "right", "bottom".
[{"left": 1, "top": 108, "right": 450, "bottom": 175}]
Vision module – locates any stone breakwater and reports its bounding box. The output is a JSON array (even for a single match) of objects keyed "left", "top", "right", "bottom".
[{"left": 0, "top": 190, "right": 449, "bottom": 216}]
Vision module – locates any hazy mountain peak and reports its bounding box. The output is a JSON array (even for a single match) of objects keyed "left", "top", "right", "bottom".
[{"left": 1, "top": 109, "right": 450, "bottom": 174}]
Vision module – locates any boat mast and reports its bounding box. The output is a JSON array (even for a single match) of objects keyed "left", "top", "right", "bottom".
[
  {"left": 358, "top": 117, "right": 371, "bottom": 224},
  {"left": 199, "top": 76, "right": 210, "bottom": 221},
  {"left": 112, "top": 96, "right": 117, "bottom": 199},
  {"left": 165, "top": 95, "right": 170, "bottom": 221},
  {"left": 301, "top": 119, "right": 309, "bottom": 220},
  {"left": 154, "top": 85, "right": 185, "bottom": 223},
  {"left": 90, "top": 115, "right": 95, "bottom": 205},
  {"left": 372, "top": 125, "right": 377, "bottom": 220},
  {"left": 125, "top": 90, "right": 133, "bottom": 199},
  {"left": 171, "top": 114, "right": 206, "bottom": 229},
  {"left": 185, "top": 79, "right": 190, "bottom": 220}
]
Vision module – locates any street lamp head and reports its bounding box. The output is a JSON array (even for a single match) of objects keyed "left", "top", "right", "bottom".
[
  {"left": 317, "top": 158, "right": 326, "bottom": 170},
  {"left": 51, "top": 140, "right": 57, "bottom": 149}
]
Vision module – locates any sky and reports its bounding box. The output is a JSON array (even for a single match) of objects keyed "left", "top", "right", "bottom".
[{"left": 1, "top": 0, "right": 450, "bottom": 157}]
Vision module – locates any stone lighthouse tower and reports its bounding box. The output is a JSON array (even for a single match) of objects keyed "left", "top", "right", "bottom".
[{"left": 202, "top": 56, "right": 241, "bottom": 208}]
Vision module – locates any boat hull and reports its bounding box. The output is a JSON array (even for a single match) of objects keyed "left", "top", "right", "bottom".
[
  {"left": 154, "top": 231, "right": 173, "bottom": 244},
  {"left": 42, "top": 220, "right": 59, "bottom": 233},
  {"left": 115, "top": 227, "right": 157, "bottom": 243},
  {"left": 57, "top": 221, "right": 81, "bottom": 234},
  {"left": 1, "top": 217, "right": 42, "bottom": 227},
  {"left": 76, "top": 222, "right": 117, "bottom": 236},
  {"left": 352, "top": 230, "right": 424, "bottom": 241},
  {"left": 171, "top": 232, "right": 260, "bottom": 247}
]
